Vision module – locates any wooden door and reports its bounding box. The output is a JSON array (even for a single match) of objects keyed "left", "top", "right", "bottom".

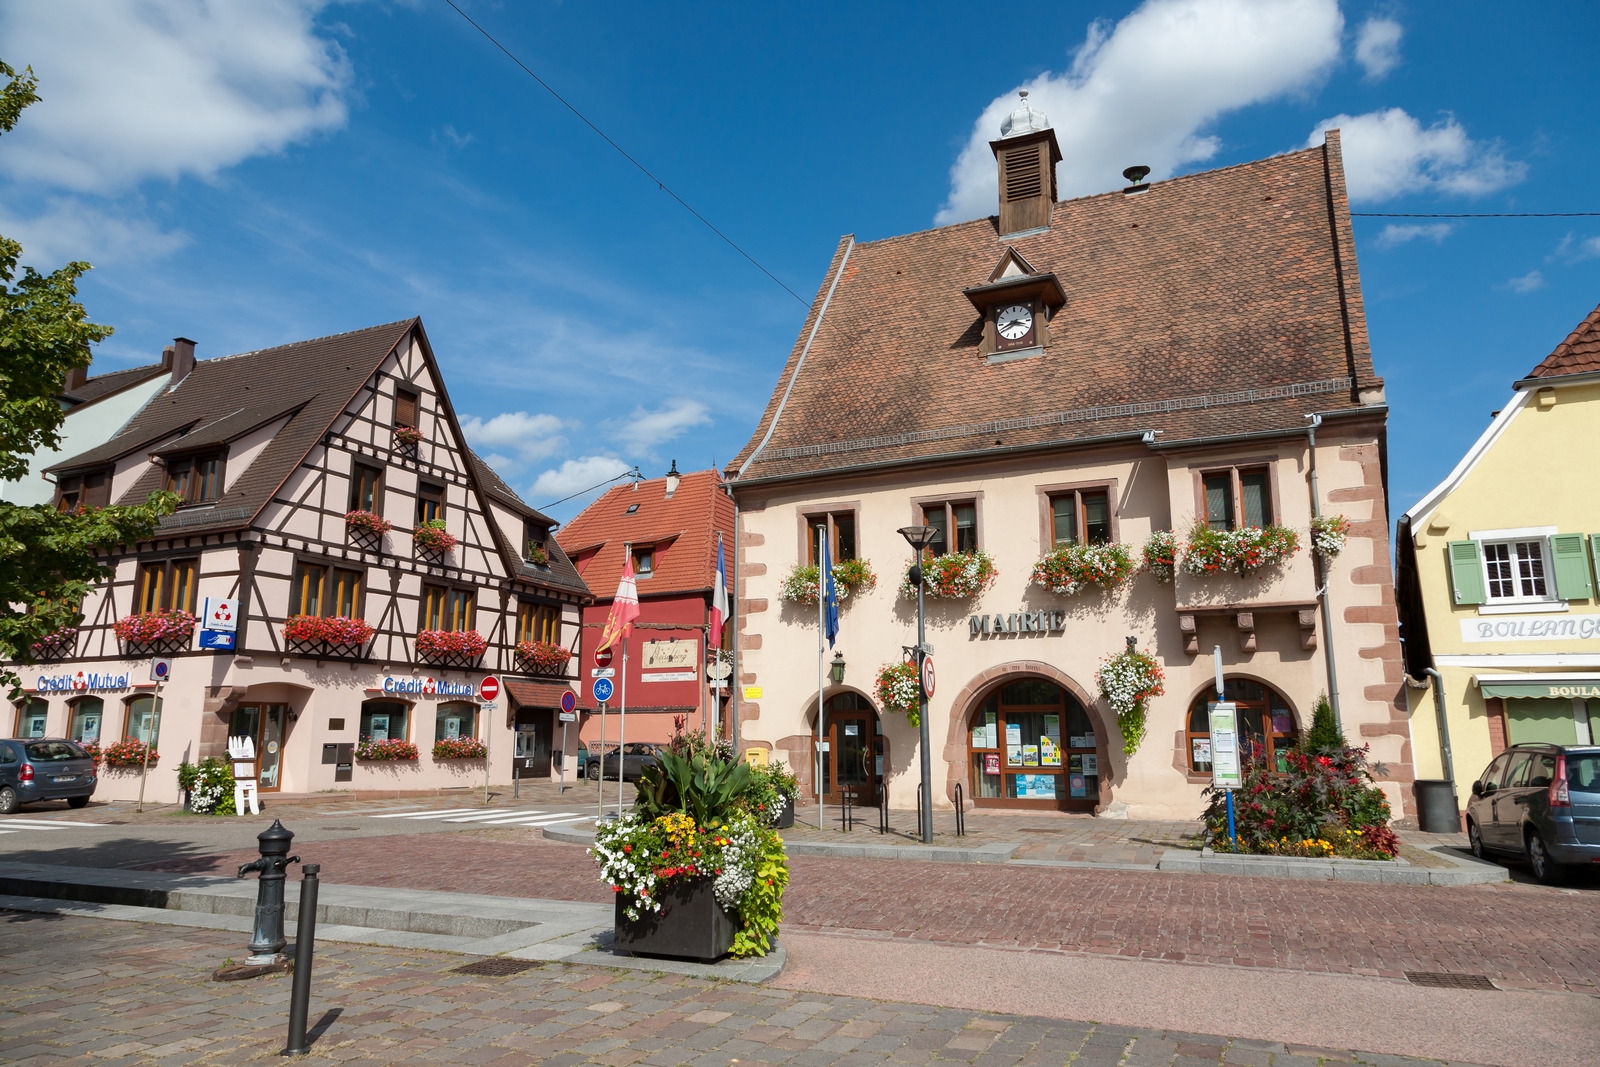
[{"left": 819, "top": 713, "right": 877, "bottom": 806}]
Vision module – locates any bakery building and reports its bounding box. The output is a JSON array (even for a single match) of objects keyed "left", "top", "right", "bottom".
[
  {"left": 6, "top": 319, "right": 589, "bottom": 802},
  {"left": 725, "top": 100, "right": 1415, "bottom": 820}
]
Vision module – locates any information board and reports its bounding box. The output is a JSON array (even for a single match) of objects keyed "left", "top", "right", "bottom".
[{"left": 1208, "top": 701, "right": 1241, "bottom": 789}]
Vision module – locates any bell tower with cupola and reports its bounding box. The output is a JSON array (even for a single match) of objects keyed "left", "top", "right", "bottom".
[{"left": 989, "top": 91, "right": 1062, "bottom": 238}]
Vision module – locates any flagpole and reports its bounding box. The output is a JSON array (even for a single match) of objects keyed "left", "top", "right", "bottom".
[
  {"left": 816, "top": 524, "right": 827, "bottom": 831},
  {"left": 618, "top": 634, "right": 628, "bottom": 821}
]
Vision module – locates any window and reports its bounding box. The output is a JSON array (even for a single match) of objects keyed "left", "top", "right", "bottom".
[
  {"left": 517, "top": 601, "right": 560, "bottom": 645},
  {"left": 290, "top": 562, "right": 362, "bottom": 618},
  {"left": 436, "top": 702, "right": 478, "bottom": 742},
  {"left": 805, "top": 512, "right": 857, "bottom": 564},
  {"left": 966, "top": 680, "right": 1099, "bottom": 810},
  {"left": 524, "top": 521, "right": 549, "bottom": 561},
  {"left": 1483, "top": 540, "right": 1550, "bottom": 600},
  {"left": 137, "top": 559, "right": 198, "bottom": 614},
  {"left": 394, "top": 387, "right": 419, "bottom": 428},
  {"left": 291, "top": 562, "right": 326, "bottom": 616},
  {"left": 632, "top": 544, "right": 654, "bottom": 578},
  {"left": 69, "top": 698, "right": 104, "bottom": 744},
  {"left": 15, "top": 699, "right": 49, "bottom": 738},
  {"left": 330, "top": 568, "right": 361, "bottom": 618},
  {"left": 124, "top": 695, "right": 161, "bottom": 744},
  {"left": 56, "top": 469, "right": 110, "bottom": 511},
  {"left": 922, "top": 500, "right": 978, "bottom": 556},
  {"left": 1202, "top": 468, "right": 1273, "bottom": 530},
  {"left": 421, "top": 584, "right": 473, "bottom": 631},
  {"left": 417, "top": 482, "right": 444, "bottom": 525},
  {"left": 1049, "top": 489, "right": 1112, "bottom": 546},
  {"left": 360, "top": 700, "right": 408, "bottom": 743},
  {"left": 350, "top": 463, "right": 383, "bottom": 514},
  {"left": 1187, "top": 679, "right": 1298, "bottom": 774},
  {"left": 165, "top": 453, "right": 224, "bottom": 505}
]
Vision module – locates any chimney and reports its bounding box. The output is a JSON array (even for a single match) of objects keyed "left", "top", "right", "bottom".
[
  {"left": 664, "top": 459, "right": 680, "bottom": 499},
  {"left": 63, "top": 361, "right": 89, "bottom": 394},
  {"left": 170, "top": 337, "right": 197, "bottom": 385},
  {"left": 989, "top": 91, "right": 1062, "bottom": 237}
]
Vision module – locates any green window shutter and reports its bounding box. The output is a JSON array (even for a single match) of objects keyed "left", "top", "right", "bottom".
[
  {"left": 1550, "top": 534, "right": 1592, "bottom": 600},
  {"left": 1591, "top": 535, "right": 1600, "bottom": 587},
  {"left": 1447, "top": 540, "right": 1486, "bottom": 605}
]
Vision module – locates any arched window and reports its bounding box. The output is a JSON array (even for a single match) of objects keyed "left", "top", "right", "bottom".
[
  {"left": 968, "top": 679, "right": 1099, "bottom": 810},
  {"left": 360, "top": 700, "right": 409, "bottom": 743},
  {"left": 14, "top": 699, "right": 49, "bottom": 738},
  {"left": 69, "top": 698, "right": 104, "bottom": 744},
  {"left": 1187, "top": 678, "right": 1298, "bottom": 773},
  {"left": 124, "top": 695, "right": 161, "bottom": 744},
  {"left": 436, "top": 702, "right": 478, "bottom": 742}
]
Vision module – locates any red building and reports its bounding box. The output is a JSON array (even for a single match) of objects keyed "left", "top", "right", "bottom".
[{"left": 558, "top": 465, "right": 734, "bottom": 748}]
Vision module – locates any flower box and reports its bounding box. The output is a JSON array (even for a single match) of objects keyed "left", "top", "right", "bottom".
[
  {"left": 357, "top": 738, "right": 419, "bottom": 761},
  {"left": 102, "top": 738, "right": 158, "bottom": 768},
  {"left": 433, "top": 737, "right": 487, "bottom": 760},
  {"left": 526, "top": 543, "right": 549, "bottom": 566},
  {"left": 114, "top": 610, "right": 196, "bottom": 651},
  {"left": 416, "top": 629, "right": 487, "bottom": 667},
  {"left": 1030, "top": 542, "right": 1134, "bottom": 595},
  {"left": 898, "top": 550, "right": 997, "bottom": 600},
  {"left": 516, "top": 640, "right": 572, "bottom": 675},
  {"left": 778, "top": 558, "right": 877, "bottom": 605},
  {"left": 413, "top": 520, "right": 457, "bottom": 553},
  {"left": 345, "top": 509, "right": 393, "bottom": 538},
  {"left": 393, "top": 425, "right": 424, "bottom": 448},
  {"left": 1182, "top": 524, "right": 1299, "bottom": 577},
  {"left": 1142, "top": 531, "right": 1178, "bottom": 584},
  {"left": 29, "top": 625, "right": 78, "bottom": 661},
  {"left": 283, "top": 615, "right": 374, "bottom": 656},
  {"left": 612, "top": 876, "right": 737, "bottom": 962}
]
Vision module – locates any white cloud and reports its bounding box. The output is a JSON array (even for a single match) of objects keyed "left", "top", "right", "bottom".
[
  {"left": 1374, "top": 222, "right": 1452, "bottom": 248},
  {"left": 608, "top": 399, "right": 712, "bottom": 454},
  {"left": 530, "top": 456, "right": 633, "bottom": 508},
  {"left": 0, "top": 197, "right": 191, "bottom": 267},
  {"left": 935, "top": 0, "right": 1343, "bottom": 224},
  {"left": 0, "top": 0, "right": 350, "bottom": 193},
  {"left": 460, "top": 411, "right": 567, "bottom": 464},
  {"left": 1550, "top": 233, "right": 1600, "bottom": 264},
  {"left": 1307, "top": 108, "right": 1526, "bottom": 203},
  {"left": 1504, "top": 270, "right": 1544, "bottom": 294},
  {"left": 1354, "top": 17, "right": 1403, "bottom": 79}
]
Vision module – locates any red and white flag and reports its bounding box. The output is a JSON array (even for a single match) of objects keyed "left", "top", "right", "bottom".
[{"left": 597, "top": 552, "right": 640, "bottom": 653}]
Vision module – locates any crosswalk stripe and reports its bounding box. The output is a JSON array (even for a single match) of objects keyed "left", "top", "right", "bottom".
[
  {"left": 0, "top": 819, "right": 105, "bottom": 828},
  {"left": 367, "top": 808, "right": 484, "bottom": 819},
  {"left": 439, "top": 810, "right": 548, "bottom": 823},
  {"left": 482, "top": 812, "right": 585, "bottom": 827}
]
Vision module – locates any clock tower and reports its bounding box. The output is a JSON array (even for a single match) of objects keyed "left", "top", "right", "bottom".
[{"left": 990, "top": 91, "right": 1062, "bottom": 238}]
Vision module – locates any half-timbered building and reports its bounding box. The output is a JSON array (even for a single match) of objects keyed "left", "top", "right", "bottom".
[{"left": 8, "top": 319, "right": 590, "bottom": 802}]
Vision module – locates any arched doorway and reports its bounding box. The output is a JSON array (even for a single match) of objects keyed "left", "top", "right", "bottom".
[
  {"left": 812, "top": 692, "right": 885, "bottom": 806},
  {"left": 1186, "top": 678, "right": 1299, "bottom": 774},
  {"left": 967, "top": 678, "right": 1101, "bottom": 811}
]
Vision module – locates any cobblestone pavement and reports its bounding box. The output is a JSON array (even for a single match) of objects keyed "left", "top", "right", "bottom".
[{"left": 0, "top": 912, "right": 1497, "bottom": 1067}]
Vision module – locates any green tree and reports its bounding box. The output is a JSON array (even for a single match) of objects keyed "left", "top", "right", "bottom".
[
  {"left": 0, "top": 58, "right": 177, "bottom": 693},
  {"left": 1303, "top": 693, "right": 1348, "bottom": 752}
]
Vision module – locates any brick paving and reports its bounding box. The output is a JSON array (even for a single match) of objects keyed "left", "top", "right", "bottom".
[{"left": 0, "top": 911, "right": 1493, "bottom": 1067}]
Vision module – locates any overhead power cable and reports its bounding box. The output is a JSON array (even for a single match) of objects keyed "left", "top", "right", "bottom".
[
  {"left": 441, "top": 0, "right": 808, "bottom": 307},
  {"left": 1353, "top": 212, "right": 1600, "bottom": 218},
  {"left": 539, "top": 466, "right": 641, "bottom": 512}
]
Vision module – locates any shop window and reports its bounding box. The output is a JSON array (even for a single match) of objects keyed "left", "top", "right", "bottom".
[
  {"left": 517, "top": 601, "right": 560, "bottom": 645},
  {"left": 1049, "top": 488, "right": 1112, "bottom": 546},
  {"left": 1483, "top": 540, "right": 1551, "bottom": 601},
  {"left": 1186, "top": 678, "right": 1298, "bottom": 774},
  {"left": 921, "top": 500, "right": 978, "bottom": 556},
  {"left": 166, "top": 452, "right": 224, "bottom": 505},
  {"left": 805, "top": 512, "right": 857, "bottom": 563},
  {"left": 394, "top": 387, "right": 419, "bottom": 428},
  {"left": 421, "top": 584, "right": 474, "bottom": 631},
  {"left": 350, "top": 463, "right": 383, "bottom": 514},
  {"left": 124, "top": 695, "right": 161, "bottom": 744},
  {"left": 136, "top": 558, "right": 198, "bottom": 614},
  {"left": 360, "top": 700, "right": 409, "bottom": 743},
  {"left": 632, "top": 544, "right": 655, "bottom": 578},
  {"left": 416, "top": 482, "right": 444, "bottom": 525},
  {"left": 436, "top": 702, "right": 478, "bottom": 742},
  {"left": 1203, "top": 468, "right": 1273, "bottom": 531},
  {"left": 967, "top": 680, "right": 1098, "bottom": 810},
  {"left": 69, "top": 698, "right": 104, "bottom": 744},
  {"left": 15, "top": 698, "right": 49, "bottom": 738},
  {"left": 56, "top": 469, "right": 111, "bottom": 511}
]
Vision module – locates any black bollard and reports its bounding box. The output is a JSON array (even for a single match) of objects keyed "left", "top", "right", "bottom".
[
  {"left": 284, "top": 864, "right": 321, "bottom": 1056},
  {"left": 236, "top": 819, "right": 299, "bottom": 964}
]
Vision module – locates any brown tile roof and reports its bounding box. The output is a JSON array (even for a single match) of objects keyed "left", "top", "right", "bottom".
[
  {"left": 467, "top": 450, "right": 590, "bottom": 599},
  {"left": 728, "top": 134, "right": 1381, "bottom": 483},
  {"left": 556, "top": 469, "right": 734, "bottom": 601},
  {"left": 62, "top": 360, "right": 168, "bottom": 407},
  {"left": 1525, "top": 301, "right": 1600, "bottom": 379},
  {"left": 504, "top": 679, "right": 577, "bottom": 708}
]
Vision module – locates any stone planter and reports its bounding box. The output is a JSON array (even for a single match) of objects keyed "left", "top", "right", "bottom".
[{"left": 613, "top": 878, "right": 735, "bottom": 962}]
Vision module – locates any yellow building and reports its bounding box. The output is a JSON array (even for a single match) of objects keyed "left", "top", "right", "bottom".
[{"left": 1397, "top": 301, "right": 1600, "bottom": 825}]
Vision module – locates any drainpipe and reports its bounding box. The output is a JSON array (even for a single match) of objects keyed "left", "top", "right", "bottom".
[
  {"left": 1423, "top": 668, "right": 1455, "bottom": 786},
  {"left": 1305, "top": 415, "right": 1342, "bottom": 729}
]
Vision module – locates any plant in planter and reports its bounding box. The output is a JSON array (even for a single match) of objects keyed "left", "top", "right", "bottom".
[
  {"left": 743, "top": 759, "right": 800, "bottom": 828},
  {"left": 283, "top": 614, "right": 374, "bottom": 649},
  {"left": 344, "top": 509, "right": 393, "bottom": 537},
  {"left": 1310, "top": 514, "right": 1351, "bottom": 561},
  {"left": 1029, "top": 541, "right": 1134, "bottom": 595},
  {"left": 416, "top": 628, "right": 488, "bottom": 664},
  {"left": 874, "top": 660, "right": 922, "bottom": 725},
  {"left": 526, "top": 542, "right": 550, "bottom": 566},
  {"left": 1095, "top": 645, "right": 1165, "bottom": 756},
  {"left": 176, "top": 757, "right": 236, "bottom": 814},
  {"left": 778, "top": 558, "right": 878, "bottom": 605},
  {"left": 1200, "top": 740, "right": 1397, "bottom": 859},
  {"left": 1181, "top": 523, "right": 1299, "bottom": 577},
  {"left": 516, "top": 640, "right": 572, "bottom": 675},
  {"left": 113, "top": 610, "right": 197, "bottom": 648},
  {"left": 357, "top": 738, "right": 419, "bottom": 761},
  {"left": 29, "top": 625, "right": 78, "bottom": 660},
  {"left": 1142, "top": 530, "right": 1178, "bottom": 584},
  {"left": 412, "top": 518, "right": 457, "bottom": 553},
  {"left": 393, "top": 424, "right": 424, "bottom": 447},
  {"left": 433, "top": 736, "right": 488, "bottom": 759},
  {"left": 102, "top": 737, "right": 158, "bottom": 767},
  {"left": 898, "top": 550, "right": 997, "bottom": 600}
]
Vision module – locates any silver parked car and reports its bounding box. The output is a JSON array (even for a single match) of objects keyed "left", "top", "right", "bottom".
[{"left": 0, "top": 738, "right": 98, "bottom": 813}]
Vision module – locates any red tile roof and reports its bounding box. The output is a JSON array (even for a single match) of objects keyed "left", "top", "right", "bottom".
[
  {"left": 1525, "top": 301, "right": 1600, "bottom": 379},
  {"left": 556, "top": 469, "right": 734, "bottom": 601}
]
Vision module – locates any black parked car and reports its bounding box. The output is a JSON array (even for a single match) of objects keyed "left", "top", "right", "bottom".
[
  {"left": 0, "top": 738, "right": 98, "bottom": 813},
  {"left": 598, "top": 742, "right": 664, "bottom": 783},
  {"left": 1465, "top": 742, "right": 1600, "bottom": 884}
]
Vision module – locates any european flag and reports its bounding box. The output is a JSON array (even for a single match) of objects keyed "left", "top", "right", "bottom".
[{"left": 821, "top": 532, "right": 839, "bottom": 649}]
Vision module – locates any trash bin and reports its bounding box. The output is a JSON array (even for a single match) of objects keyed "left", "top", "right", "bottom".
[{"left": 1414, "top": 779, "right": 1460, "bottom": 834}]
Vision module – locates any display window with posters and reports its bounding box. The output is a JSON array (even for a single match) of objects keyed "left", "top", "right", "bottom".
[
  {"left": 967, "top": 679, "right": 1100, "bottom": 811},
  {"left": 14, "top": 698, "right": 49, "bottom": 738},
  {"left": 69, "top": 698, "right": 104, "bottom": 744},
  {"left": 1186, "top": 678, "right": 1298, "bottom": 774}
]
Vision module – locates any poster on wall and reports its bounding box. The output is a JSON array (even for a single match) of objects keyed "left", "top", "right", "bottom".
[
  {"left": 1039, "top": 736, "right": 1060, "bottom": 766},
  {"left": 1006, "top": 721, "right": 1023, "bottom": 766},
  {"left": 1069, "top": 754, "right": 1083, "bottom": 773},
  {"left": 1192, "top": 738, "right": 1212, "bottom": 764},
  {"left": 1069, "top": 734, "right": 1094, "bottom": 749},
  {"left": 983, "top": 753, "right": 1001, "bottom": 775},
  {"left": 1082, "top": 754, "right": 1098, "bottom": 776},
  {"left": 1023, "top": 744, "right": 1039, "bottom": 767},
  {"left": 370, "top": 714, "right": 390, "bottom": 742},
  {"left": 1070, "top": 774, "right": 1088, "bottom": 797}
]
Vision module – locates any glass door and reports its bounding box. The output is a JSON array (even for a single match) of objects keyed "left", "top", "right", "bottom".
[
  {"left": 816, "top": 693, "right": 879, "bottom": 806},
  {"left": 229, "top": 703, "right": 287, "bottom": 792}
]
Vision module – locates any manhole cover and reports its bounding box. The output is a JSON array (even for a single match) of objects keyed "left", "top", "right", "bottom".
[
  {"left": 1404, "top": 971, "right": 1497, "bottom": 991},
  {"left": 452, "top": 958, "right": 540, "bottom": 978}
]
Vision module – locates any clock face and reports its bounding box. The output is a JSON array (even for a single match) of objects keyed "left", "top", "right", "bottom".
[{"left": 997, "top": 304, "right": 1034, "bottom": 341}]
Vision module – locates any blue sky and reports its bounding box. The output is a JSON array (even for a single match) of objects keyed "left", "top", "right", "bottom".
[{"left": 1, "top": 0, "right": 1597, "bottom": 522}]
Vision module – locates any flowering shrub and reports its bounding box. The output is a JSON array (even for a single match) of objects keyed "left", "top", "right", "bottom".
[
  {"left": 1182, "top": 524, "right": 1299, "bottom": 577},
  {"left": 875, "top": 661, "right": 923, "bottom": 725},
  {"left": 103, "top": 738, "right": 158, "bottom": 767},
  {"left": 1310, "top": 514, "right": 1351, "bottom": 560},
  {"left": 1096, "top": 646, "right": 1165, "bottom": 756},
  {"left": 1142, "top": 531, "right": 1178, "bottom": 583},
  {"left": 78, "top": 741, "right": 103, "bottom": 768},
  {"left": 898, "top": 550, "right": 998, "bottom": 600},
  {"left": 114, "top": 610, "right": 197, "bottom": 646},
  {"left": 283, "top": 615, "right": 374, "bottom": 647},
  {"left": 357, "top": 738, "right": 419, "bottom": 761},
  {"left": 345, "top": 509, "right": 393, "bottom": 536},
  {"left": 394, "top": 424, "right": 424, "bottom": 447},
  {"left": 433, "top": 737, "right": 487, "bottom": 759},
  {"left": 416, "top": 629, "right": 487, "bottom": 659},
  {"left": 778, "top": 558, "right": 878, "bottom": 605},
  {"left": 517, "top": 640, "right": 572, "bottom": 674},
  {"left": 526, "top": 542, "right": 549, "bottom": 565},
  {"left": 1201, "top": 741, "right": 1397, "bottom": 858},
  {"left": 177, "top": 757, "right": 235, "bottom": 814},
  {"left": 29, "top": 625, "right": 78, "bottom": 659},
  {"left": 1030, "top": 541, "right": 1134, "bottom": 595},
  {"left": 412, "top": 519, "right": 457, "bottom": 552}
]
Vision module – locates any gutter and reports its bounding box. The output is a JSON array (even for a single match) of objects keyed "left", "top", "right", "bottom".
[
  {"left": 1306, "top": 415, "right": 1343, "bottom": 731},
  {"left": 1511, "top": 368, "right": 1600, "bottom": 391}
]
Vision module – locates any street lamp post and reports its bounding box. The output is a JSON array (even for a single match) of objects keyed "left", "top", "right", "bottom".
[{"left": 898, "top": 525, "right": 938, "bottom": 844}]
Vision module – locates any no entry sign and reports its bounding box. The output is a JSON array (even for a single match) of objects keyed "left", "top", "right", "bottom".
[
  {"left": 595, "top": 646, "right": 614, "bottom": 669},
  {"left": 479, "top": 676, "right": 501, "bottom": 702}
]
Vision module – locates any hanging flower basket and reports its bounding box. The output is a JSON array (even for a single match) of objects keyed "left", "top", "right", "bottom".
[
  {"left": 394, "top": 425, "right": 424, "bottom": 448},
  {"left": 1310, "top": 514, "right": 1350, "bottom": 560},
  {"left": 102, "top": 738, "right": 158, "bottom": 768},
  {"left": 433, "top": 737, "right": 487, "bottom": 760},
  {"left": 778, "top": 558, "right": 878, "bottom": 605},
  {"left": 1029, "top": 542, "right": 1135, "bottom": 595},
  {"left": 345, "top": 509, "right": 393, "bottom": 537},
  {"left": 1096, "top": 646, "right": 1165, "bottom": 756},
  {"left": 1182, "top": 524, "right": 1300, "bottom": 578},
  {"left": 517, "top": 640, "right": 572, "bottom": 675},
  {"left": 526, "top": 543, "right": 549, "bottom": 566},
  {"left": 29, "top": 625, "right": 78, "bottom": 661},
  {"left": 413, "top": 519, "right": 457, "bottom": 553},
  {"left": 416, "top": 629, "right": 487, "bottom": 667},
  {"left": 114, "top": 610, "right": 197, "bottom": 650},
  {"left": 874, "top": 661, "right": 922, "bottom": 726},
  {"left": 898, "top": 550, "right": 998, "bottom": 600},
  {"left": 357, "top": 738, "right": 419, "bottom": 761},
  {"left": 1142, "top": 530, "right": 1178, "bottom": 584},
  {"left": 283, "top": 615, "right": 374, "bottom": 657}
]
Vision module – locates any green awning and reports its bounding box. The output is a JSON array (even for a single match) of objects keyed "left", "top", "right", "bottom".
[{"left": 1476, "top": 678, "right": 1600, "bottom": 700}]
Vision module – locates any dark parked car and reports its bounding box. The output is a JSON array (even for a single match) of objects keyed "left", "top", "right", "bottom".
[
  {"left": 598, "top": 742, "right": 663, "bottom": 783},
  {"left": 1465, "top": 742, "right": 1600, "bottom": 884},
  {"left": 0, "top": 738, "right": 98, "bottom": 813}
]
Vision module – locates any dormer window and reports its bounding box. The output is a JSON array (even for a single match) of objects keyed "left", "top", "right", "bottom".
[
  {"left": 525, "top": 521, "right": 550, "bottom": 562},
  {"left": 56, "top": 468, "right": 111, "bottom": 511},
  {"left": 963, "top": 250, "right": 1067, "bottom": 364},
  {"left": 632, "top": 544, "right": 655, "bottom": 578},
  {"left": 166, "top": 452, "right": 224, "bottom": 505}
]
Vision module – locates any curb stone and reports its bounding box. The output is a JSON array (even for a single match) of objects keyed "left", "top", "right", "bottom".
[
  {"left": 1156, "top": 845, "right": 1509, "bottom": 885},
  {"left": 545, "top": 823, "right": 1021, "bottom": 864}
]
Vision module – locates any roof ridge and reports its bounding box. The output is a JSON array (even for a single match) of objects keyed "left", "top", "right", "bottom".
[{"left": 198, "top": 318, "right": 417, "bottom": 366}]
